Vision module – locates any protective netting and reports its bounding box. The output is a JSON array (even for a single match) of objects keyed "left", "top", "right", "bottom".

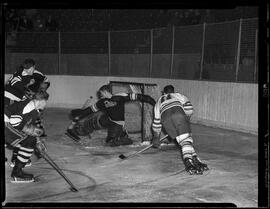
[
  {"left": 151, "top": 27, "right": 172, "bottom": 78},
  {"left": 61, "top": 32, "right": 108, "bottom": 54},
  {"left": 238, "top": 18, "right": 258, "bottom": 82},
  {"left": 5, "top": 18, "right": 258, "bottom": 82},
  {"left": 203, "top": 20, "right": 240, "bottom": 81},
  {"left": 173, "top": 24, "right": 203, "bottom": 79},
  {"left": 110, "top": 30, "right": 151, "bottom": 77},
  {"left": 110, "top": 81, "right": 160, "bottom": 142},
  {"left": 6, "top": 32, "right": 59, "bottom": 53}
]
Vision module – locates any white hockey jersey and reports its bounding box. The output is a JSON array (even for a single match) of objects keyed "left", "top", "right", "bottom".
[{"left": 152, "top": 93, "right": 193, "bottom": 134}]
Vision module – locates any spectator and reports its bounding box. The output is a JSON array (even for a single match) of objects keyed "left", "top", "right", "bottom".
[
  {"left": 5, "top": 9, "right": 20, "bottom": 31},
  {"left": 45, "top": 15, "right": 58, "bottom": 32},
  {"left": 170, "top": 11, "right": 181, "bottom": 26},
  {"left": 33, "top": 14, "right": 45, "bottom": 32},
  {"left": 17, "top": 15, "right": 33, "bottom": 32},
  {"left": 190, "top": 10, "right": 201, "bottom": 25}
]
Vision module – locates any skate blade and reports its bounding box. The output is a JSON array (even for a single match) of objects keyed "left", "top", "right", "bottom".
[
  {"left": 11, "top": 177, "right": 34, "bottom": 183},
  {"left": 65, "top": 132, "right": 81, "bottom": 142},
  {"left": 10, "top": 162, "right": 32, "bottom": 168}
]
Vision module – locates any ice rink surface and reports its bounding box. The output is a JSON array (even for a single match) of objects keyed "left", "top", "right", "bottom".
[{"left": 4, "top": 108, "right": 258, "bottom": 207}]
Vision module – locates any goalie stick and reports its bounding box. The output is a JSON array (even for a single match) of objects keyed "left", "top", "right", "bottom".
[
  {"left": 39, "top": 150, "right": 78, "bottom": 192},
  {"left": 119, "top": 134, "right": 168, "bottom": 160}
]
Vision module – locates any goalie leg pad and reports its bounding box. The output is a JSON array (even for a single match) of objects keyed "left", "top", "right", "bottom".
[
  {"left": 70, "top": 107, "right": 91, "bottom": 121},
  {"left": 65, "top": 129, "right": 81, "bottom": 142},
  {"left": 106, "top": 123, "right": 133, "bottom": 146},
  {"left": 75, "top": 111, "right": 110, "bottom": 136}
]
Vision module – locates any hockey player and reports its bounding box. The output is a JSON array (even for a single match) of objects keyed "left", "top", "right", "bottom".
[
  {"left": 26, "top": 69, "right": 50, "bottom": 97},
  {"left": 152, "top": 85, "right": 209, "bottom": 175},
  {"left": 5, "top": 91, "right": 49, "bottom": 182},
  {"left": 5, "top": 58, "right": 36, "bottom": 107},
  {"left": 25, "top": 69, "right": 51, "bottom": 137},
  {"left": 66, "top": 84, "right": 156, "bottom": 147}
]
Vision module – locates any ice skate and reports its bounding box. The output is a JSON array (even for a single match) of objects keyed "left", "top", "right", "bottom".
[
  {"left": 106, "top": 137, "right": 133, "bottom": 147},
  {"left": 11, "top": 160, "right": 34, "bottom": 183},
  {"left": 65, "top": 128, "right": 81, "bottom": 142}
]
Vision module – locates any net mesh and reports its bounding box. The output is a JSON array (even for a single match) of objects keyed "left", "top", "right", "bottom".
[{"left": 110, "top": 81, "right": 160, "bottom": 142}]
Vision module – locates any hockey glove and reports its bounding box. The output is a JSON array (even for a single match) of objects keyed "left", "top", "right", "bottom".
[{"left": 36, "top": 137, "right": 47, "bottom": 153}]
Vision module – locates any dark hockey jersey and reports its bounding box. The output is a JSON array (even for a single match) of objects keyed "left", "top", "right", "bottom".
[
  {"left": 28, "top": 70, "right": 50, "bottom": 92},
  {"left": 5, "top": 67, "right": 33, "bottom": 101},
  {"left": 4, "top": 99, "right": 40, "bottom": 131},
  {"left": 90, "top": 93, "right": 135, "bottom": 122},
  {"left": 70, "top": 93, "right": 155, "bottom": 125},
  {"left": 89, "top": 93, "right": 155, "bottom": 123}
]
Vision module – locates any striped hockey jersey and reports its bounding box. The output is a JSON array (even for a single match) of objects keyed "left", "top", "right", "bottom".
[
  {"left": 4, "top": 99, "right": 40, "bottom": 131},
  {"left": 152, "top": 93, "right": 193, "bottom": 134},
  {"left": 5, "top": 67, "right": 33, "bottom": 102}
]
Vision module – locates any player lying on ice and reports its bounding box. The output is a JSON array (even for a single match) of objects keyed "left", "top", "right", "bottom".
[
  {"left": 66, "top": 84, "right": 156, "bottom": 147},
  {"left": 151, "top": 85, "right": 209, "bottom": 175},
  {"left": 4, "top": 91, "right": 49, "bottom": 183}
]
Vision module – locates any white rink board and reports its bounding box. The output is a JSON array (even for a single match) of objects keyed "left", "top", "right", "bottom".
[{"left": 5, "top": 74, "right": 258, "bottom": 134}]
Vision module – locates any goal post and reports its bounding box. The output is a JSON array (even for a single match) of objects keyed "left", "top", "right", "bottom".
[{"left": 109, "top": 81, "right": 160, "bottom": 142}]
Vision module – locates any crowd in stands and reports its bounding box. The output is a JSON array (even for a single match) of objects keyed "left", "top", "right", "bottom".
[
  {"left": 5, "top": 9, "right": 58, "bottom": 32},
  {"left": 5, "top": 8, "right": 258, "bottom": 54},
  {"left": 5, "top": 8, "right": 258, "bottom": 33}
]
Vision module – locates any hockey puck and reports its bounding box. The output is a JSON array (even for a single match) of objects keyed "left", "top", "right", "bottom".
[{"left": 118, "top": 154, "right": 126, "bottom": 159}]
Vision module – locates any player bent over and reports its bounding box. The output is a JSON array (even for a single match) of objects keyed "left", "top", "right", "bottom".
[
  {"left": 66, "top": 84, "right": 156, "bottom": 147},
  {"left": 5, "top": 58, "right": 36, "bottom": 107},
  {"left": 4, "top": 91, "right": 49, "bottom": 183},
  {"left": 26, "top": 69, "right": 51, "bottom": 137},
  {"left": 152, "top": 85, "right": 208, "bottom": 175}
]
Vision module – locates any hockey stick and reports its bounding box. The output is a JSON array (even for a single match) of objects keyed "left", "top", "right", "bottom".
[
  {"left": 40, "top": 150, "right": 78, "bottom": 192},
  {"left": 119, "top": 134, "right": 168, "bottom": 160}
]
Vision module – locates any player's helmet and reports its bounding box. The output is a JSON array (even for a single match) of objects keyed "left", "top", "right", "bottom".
[
  {"left": 23, "top": 58, "right": 35, "bottom": 69},
  {"left": 163, "top": 85, "right": 175, "bottom": 94}
]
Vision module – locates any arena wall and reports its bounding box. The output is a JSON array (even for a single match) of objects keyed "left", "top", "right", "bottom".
[{"left": 4, "top": 74, "right": 258, "bottom": 134}]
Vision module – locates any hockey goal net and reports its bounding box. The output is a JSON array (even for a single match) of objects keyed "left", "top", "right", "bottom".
[{"left": 109, "top": 81, "right": 160, "bottom": 142}]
